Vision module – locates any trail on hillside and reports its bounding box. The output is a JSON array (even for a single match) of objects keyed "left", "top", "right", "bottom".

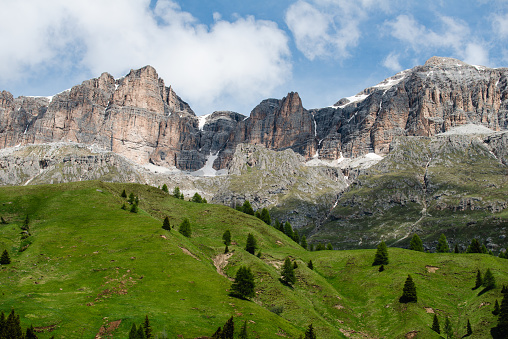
[{"left": 213, "top": 252, "right": 233, "bottom": 281}]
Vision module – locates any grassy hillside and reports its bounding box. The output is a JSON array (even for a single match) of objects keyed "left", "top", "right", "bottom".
[{"left": 0, "top": 181, "right": 506, "bottom": 338}]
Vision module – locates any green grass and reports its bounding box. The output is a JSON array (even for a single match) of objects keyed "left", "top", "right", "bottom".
[{"left": 0, "top": 181, "right": 507, "bottom": 338}]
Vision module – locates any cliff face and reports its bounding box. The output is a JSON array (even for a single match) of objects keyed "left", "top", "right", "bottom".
[{"left": 1, "top": 57, "right": 507, "bottom": 171}]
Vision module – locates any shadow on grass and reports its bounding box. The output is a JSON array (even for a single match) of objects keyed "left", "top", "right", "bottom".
[
  {"left": 278, "top": 278, "right": 294, "bottom": 289},
  {"left": 228, "top": 292, "right": 251, "bottom": 301},
  {"left": 477, "top": 287, "right": 494, "bottom": 296}
]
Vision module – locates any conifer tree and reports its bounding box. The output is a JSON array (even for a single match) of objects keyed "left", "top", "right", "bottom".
[
  {"left": 493, "top": 299, "right": 501, "bottom": 316},
  {"left": 466, "top": 319, "right": 472, "bottom": 336},
  {"left": 309, "top": 243, "right": 315, "bottom": 251},
  {"left": 437, "top": 234, "right": 450, "bottom": 253},
  {"left": 191, "top": 192, "right": 203, "bottom": 203},
  {"left": 128, "top": 192, "right": 135, "bottom": 204},
  {"left": 136, "top": 325, "right": 146, "bottom": 339},
  {"left": 162, "top": 216, "right": 171, "bottom": 231},
  {"left": 222, "top": 230, "right": 231, "bottom": 247},
  {"left": 238, "top": 320, "right": 248, "bottom": 339},
  {"left": 121, "top": 203, "right": 127, "bottom": 210},
  {"left": 260, "top": 208, "right": 271, "bottom": 225},
  {"left": 161, "top": 184, "right": 168, "bottom": 193},
  {"left": 255, "top": 210, "right": 261, "bottom": 219},
  {"left": 178, "top": 218, "right": 192, "bottom": 238},
  {"left": 130, "top": 203, "right": 138, "bottom": 213},
  {"left": 495, "top": 291, "right": 508, "bottom": 336},
  {"left": 173, "top": 187, "right": 181, "bottom": 198},
  {"left": 143, "top": 315, "right": 152, "bottom": 339},
  {"left": 293, "top": 230, "right": 300, "bottom": 245},
  {"left": 400, "top": 274, "right": 417, "bottom": 303},
  {"left": 242, "top": 201, "right": 254, "bottom": 215},
  {"left": 1, "top": 250, "right": 11, "bottom": 265},
  {"left": 281, "top": 257, "right": 296, "bottom": 286},
  {"left": 121, "top": 189, "right": 127, "bottom": 198},
  {"left": 372, "top": 241, "right": 389, "bottom": 266},
  {"left": 474, "top": 269, "right": 483, "bottom": 289},
  {"left": 211, "top": 327, "right": 222, "bottom": 339},
  {"left": 431, "top": 314, "right": 440, "bottom": 334},
  {"left": 308, "top": 260, "right": 314, "bottom": 270},
  {"left": 316, "top": 243, "right": 325, "bottom": 251},
  {"left": 245, "top": 233, "right": 257, "bottom": 255},
  {"left": 25, "top": 324, "right": 38, "bottom": 339},
  {"left": 444, "top": 317, "right": 452, "bottom": 339},
  {"left": 483, "top": 268, "right": 496, "bottom": 290},
  {"left": 283, "top": 221, "right": 294, "bottom": 239},
  {"left": 304, "top": 324, "right": 316, "bottom": 339},
  {"left": 326, "top": 243, "right": 333, "bottom": 250},
  {"left": 128, "top": 323, "right": 138, "bottom": 339},
  {"left": 409, "top": 234, "right": 424, "bottom": 251},
  {"left": 301, "top": 235, "right": 308, "bottom": 250},
  {"left": 466, "top": 238, "right": 483, "bottom": 253},
  {"left": 222, "top": 316, "right": 234, "bottom": 339},
  {"left": 274, "top": 219, "right": 281, "bottom": 231},
  {"left": 231, "top": 266, "right": 255, "bottom": 299},
  {"left": 6, "top": 309, "right": 23, "bottom": 339},
  {"left": 277, "top": 220, "right": 284, "bottom": 233},
  {"left": 454, "top": 244, "right": 459, "bottom": 253}
]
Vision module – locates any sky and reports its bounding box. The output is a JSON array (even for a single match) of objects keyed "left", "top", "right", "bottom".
[{"left": 1, "top": 0, "right": 508, "bottom": 116}]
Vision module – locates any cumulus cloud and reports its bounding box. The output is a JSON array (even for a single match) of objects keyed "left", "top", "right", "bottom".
[
  {"left": 382, "top": 52, "right": 402, "bottom": 72},
  {"left": 0, "top": 0, "right": 291, "bottom": 114},
  {"left": 384, "top": 14, "right": 490, "bottom": 66},
  {"left": 493, "top": 13, "right": 508, "bottom": 38},
  {"left": 285, "top": 0, "right": 384, "bottom": 60}
]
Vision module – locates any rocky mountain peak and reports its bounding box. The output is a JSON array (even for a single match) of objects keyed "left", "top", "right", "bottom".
[
  {"left": 279, "top": 92, "right": 304, "bottom": 117},
  {"left": 424, "top": 56, "right": 469, "bottom": 68}
]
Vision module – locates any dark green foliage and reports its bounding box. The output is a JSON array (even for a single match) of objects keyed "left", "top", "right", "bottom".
[
  {"left": 128, "top": 192, "right": 135, "bottom": 204},
  {"left": 0, "top": 249, "right": 11, "bottom": 265},
  {"left": 483, "top": 268, "right": 496, "bottom": 290},
  {"left": 245, "top": 233, "right": 257, "bottom": 255},
  {"left": 409, "top": 234, "right": 424, "bottom": 251},
  {"left": 301, "top": 235, "right": 308, "bottom": 250},
  {"left": 277, "top": 220, "right": 284, "bottom": 233},
  {"left": 260, "top": 208, "right": 271, "bottom": 225},
  {"left": 162, "top": 216, "right": 171, "bottom": 231},
  {"left": 372, "top": 241, "right": 389, "bottom": 266},
  {"left": 379, "top": 264, "right": 384, "bottom": 272},
  {"left": 212, "top": 327, "right": 222, "bottom": 339},
  {"left": 274, "top": 219, "right": 281, "bottom": 231},
  {"left": 224, "top": 244, "right": 229, "bottom": 254},
  {"left": 130, "top": 203, "right": 139, "bottom": 213},
  {"left": 173, "top": 187, "right": 181, "bottom": 199},
  {"left": 466, "top": 238, "right": 483, "bottom": 253},
  {"left": 191, "top": 192, "right": 203, "bottom": 203},
  {"left": 293, "top": 261, "right": 298, "bottom": 269},
  {"left": 308, "top": 260, "right": 313, "bottom": 270},
  {"left": 474, "top": 269, "right": 483, "bottom": 289},
  {"left": 121, "top": 189, "right": 127, "bottom": 198},
  {"left": 136, "top": 325, "right": 146, "bottom": 339},
  {"left": 202, "top": 198, "right": 207, "bottom": 204},
  {"left": 315, "top": 243, "right": 325, "bottom": 251},
  {"left": 481, "top": 244, "right": 488, "bottom": 254},
  {"left": 256, "top": 251, "right": 262, "bottom": 258},
  {"left": 454, "top": 244, "right": 459, "bottom": 253},
  {"left": 5, "top": 309, "right": 23, "bottom": 339},
  {"left": 21, "top": 214, "right": 30, "bottom": 231},
  {"left": 492, "top": 291, "right": 508, "bottom": 338},
  {"left": 231, "top": 266, "right": 255, "bottom": 299},
  {"left": 178, "top": 218, "right": 192, "bottom": 237},
  {"left": 161, "top": 184, "right": 168, "bottom": 193},
  {"left": 269, "top": 305, "right": 283, "bottom": 315},
  {"left": 280, "top": 257, "right": 296, "bottom": 286},
  {"left": 239, "top": 320, "right": 248, "bottom": 339},
  {"left": 222, "top": 316, "right": 234, "bottom": 339},
  {"left": 304, "top": 324, "right": 316, "bottom": 339},
  {"left": 129, "top": 323, "right": 138, "bottom": 339},
  {"left": 293, "top": 230, "right": 300, "bottom": 245},
  {"left": 431, "top": 314, "right": 440, "bottom": 334},
  {"left": 255, "top": 210, "right": 261, "bottom": 219},
  {"left": 466, "top": 319, "right": 472, "bottom": 336},
  {"left": 494, "top": 299, "right": 501, "bottom": 315},
  {"left": 143, "top": 315, "right": 153, "bottom": 339},
  {"left": 283, "top": 221, "right": 294, "bottom": 239},
  {"left": 309, "top": 243, "right": 315, "bottom": 251},
  {"left": 25, "top": 325, "right": 38, "bottom": 339},
  {"left": 1, "top": 216, "right": 7, "bottom": 224},
  {"left": 326, "top": 243, "right": 333, "bottom": 250},
  {"left": 436, "top": 234, "right": 450, "bottom": 253},
  {"left": 400, "top": 274, "right": 417, "bottom": 303},
  {"left": 242, "top": 201, "right": 254, "bottom": 215},
  {"left": 121, "top": 203, "right": 127, "bottom": 210},
  {"left": 222, "top": 230, "right": 231, "bottom": 246},
  {"left": 502, "top": 285, "right": 508, "bottom": 294},
  {"left": 443, "top": 317, "right": 452, "bottom": 339}
]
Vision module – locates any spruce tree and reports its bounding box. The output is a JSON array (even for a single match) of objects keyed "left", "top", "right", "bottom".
[
  {"left": 437, "top": 234, "right": 450, "bottom": 253},
  {"left": 495, "top": 291, "right": 508, "bottom": 336},
  {"left": 474, "top": 269, "right": 483, "bottom": 289},
  {"left": 211, "top": 327, "right": 222, "bottom": 339},
  {"left": 231, "top": 266, "right": 255, "bottom": 299},
  {"left": 326, "top": 243, "right": 333, "bottom": 250},
  {"left": 293, "top": 230, "right": 300, "bottom": 245},
  {"left": 128, "top": 323, "right": 138, "bottom": 339},
  {"left": 483, "top": 268, "right": 496, "bottom": 290},
  {"left": 274, "top": 219, "right": 281, "bottom": 231},
  {"left": 260, "top": 208, "right": 271, "bottom": 225},
  {"left": 238, "top": 320, "right": 248, "bottom": 339},
  {"left": 466, "top": 238, "right": 483, "bottom": 253},
  {"left": 431, "top": 314, "right": 440, "bottom": 334},
  {"left": 136, "top": 325, "right": 146, "bottom": 339},
  {"left": 466, "top": 319, "right": 472, "bottom": 336},
  {"left": 409, "top": 234, "right": 424, "bottom": 251},
  {"left": 316, "top": 243, "right": 325, "bottom": 251},
  {"left": 161, "top": 184, "right": 168, "bottom": 193},
  {"left": 128, "top": 192, "right": 135, "bottom": 204},
  {"left": 6, "top": 309, "right": 23, "bottom": 339},
  {"left": 178, "top": 218, "right": 192, "bottom": 238},
  {"left": 281, "top": 257, "right": 296, "bottom": 286},
  {"left": 121, "top": 189, "right": 127, "bottom": 198},
  {"left": 173, "top": 187, "right": 181, "bottom": 198},
  {"left": 222, "top": 316, "right": 234, "bottom": 339},
  {"left": 493, "top": 299, "right": 501, "bottom": 316},
  {"left": 308, "top": 260, "right": 314, "bottom": 270},
  {"left": 191, "top": 192, "right": 203, "bottom": 203},
  {"left": 242, "top": 201, "right": 254, "bottom": 215},
  {"left": 0, "top": 250, "right": 11, "bottom": 265},
  {"left": 400, "top": 274, "right": 417, "bottom": 303},
  {"left": 372, "top": 241, "right": 389, "bottom": 266},
  {"left": 304, "top": 324, "right": 316, "bottom": 339},
  {"left": 301, "top": 235, "right": 308, "bottom": 250},
  {"left": 245, "top": 233, "right": 257, "bottom": 255},
  {"left": 130, "top": 203, "right": 138, "bottom": 213},
  {"left": 143, "top": 315, "right": 152, "bottom": 339},
  {"left": 454, "top": 244, "right": 459, "bottom": 253},
  {"left": 222, "top": 230, "right": 231, "bottom": 247},
  {"left": 283, "top": 221, "right": 294, "bottom": 239},
  {"left": 25, "top": 325, "right": 38, "bottom": 339},
  {"left": 162, "top": 216, "right": 171, "bottom": 231},
  {"left": 444, "top": 317, "right": 452, "bottom": 339}
]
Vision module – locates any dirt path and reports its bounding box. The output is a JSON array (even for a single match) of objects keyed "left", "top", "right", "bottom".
[
  {"left": 213, "top": 253, "right": 233, "bottom": 281},
  {"left": 178, "top": 246, "right": 201, "bottom": 261}
]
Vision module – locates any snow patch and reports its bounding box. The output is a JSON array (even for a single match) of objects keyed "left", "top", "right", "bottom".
[
  {"left": 473, "top": 65, "right": 486, "bottom": 72},
  {"left": 197, "top": 114, "right": 211, "bottom": 131},
  {"left": 142, "top": 163, "right": 180, "bottom": 174},
  {"left": 365, "top": 153, "right": 383, "bottom": 160},
  {"left": 191, "top": 152, "right": 218, "bottom": 177},
  {"left": 335, "top": 94, "right": 369, "bottom": 109}
]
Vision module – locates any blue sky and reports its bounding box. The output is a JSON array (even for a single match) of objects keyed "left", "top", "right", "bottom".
[{"left": 1, "top": 0, "right": 508, "bottom": 115}]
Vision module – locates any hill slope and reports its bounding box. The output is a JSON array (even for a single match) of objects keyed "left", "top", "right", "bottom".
[{"left": 0, "top": 182, "right": 507, "bottom": 338}]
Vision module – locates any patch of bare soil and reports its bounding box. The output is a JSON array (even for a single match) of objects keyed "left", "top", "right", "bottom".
[
  {"left": 95, "top": 319, "right": 121, "bottom": 338},
  {"left": 424, "top": 307, "right": 434, "bottom": 313},
  {"left": 426, "top": 265, "right": 439, "bottom": 273},
  {"left": 213, "top": 252, "right": 234, "bottom": 281},
  {"left": 179, "top": 246, "right": 201, "bottom": 261},
  {"left": 33, "top": 324, "right": 57, "bottom": 333},
  {"left": 405, "top": 331, "right": 418, "bottom": 338}
]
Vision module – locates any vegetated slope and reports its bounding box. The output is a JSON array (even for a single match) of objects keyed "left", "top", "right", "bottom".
[
  {"left": 316, "top": 132, "right": 508, "bottom": 251},
  {"left": 0, "top": 182, "right": 506, "bottom": 338}
]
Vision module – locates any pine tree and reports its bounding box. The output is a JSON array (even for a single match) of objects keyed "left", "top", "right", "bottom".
[
  {"left": 444, "top": 317, "right": 452, "bottom": 339},
  {"left": 494, "top": 291, "right": 508, "bottom": 336},
  {"left": 242, "top": 201, "right": 254, "bottom": 215},
  {"left": 454, "top": 244, "right": 460, "bottom": 253},
  {"left": 161, "top": 184, "right": 168, "bottom": 193},
  {"left": 431, "top": 314, "right": 440, "bottom": 334},
  {"left": 238, "top": 320, "right": 248, "bottom": 339},
  {"left": 130, "top": 203, "right": 138, "bottom": 213},
  {"left": 274, "top": 219, "right": 281, "bottom": 231},
  {"left": 143, "top": 315, "right": 152, "bottom": 339},
  {"left": 466, "top": 319, "right": 472, "bottom": 336},
  {"left": 483, "top": 268, "right": 496, "bottom": 290},
  {"left": 121, "top": 203, "right": 127, "bottom": 210},
  {"left": 191, "top": 192, "right": 203, "bottom": 203},
  {"left": 260, "top": 208, "right": 271, "bottom": 225},
  {"left": 409, "top": 234, "right": 424, "bottom": 251},
  {"left": 128, "top": 192, "right": 135, "bottom": 204},
  {"left": 280, "top": 257, "right": 296, "bottom": 286},
  {"left": 211, "top": 327, "right": 222, "bottom": 339},
  {"left": 245, "top": 233, "right": 257, "bottom": 255},
  {"left": 437, "top": 234, "right": 450, "bottom": 253},
  {"left": 173, "top": 187, "right": 181, "bottom": 198},
  {"left": 308, "top": 260, "right": 314, "bottom": 270},
  {"left": 121, "top": 189, "right": 127, "bottom": 198},
  {"left": 466, "top": 238, "right": 483, "bottom": 253},
  {"left": 6, "top": 309, "right": 23, "bottom": 339},
  {"left": 400, "top": 274, "right": 417, "bottom": 303},
  {"left": 293, "top": 230, "right": 300, "bottom": 245},
  {"left": 222, "top": 316, "right": 234, "bottom": 339},
  {"left": 231, "top": 266, "right": 255, "bottom": 299},
  {"left": 326, "top": 243, "right": 333, "bottom": 250},
  {"left": 25, "top": 325, "right": 38, "bottom": 339},
  {"left": 474, "top": 269, "right": 483, "bottom": 289},
  {"left": 309, "top": 243, "right": 315, "bottom": 251},
  {"left": 301, "top": 235, "right": 308, "bottom": 250},
  {"left": 128, "top": 323, "right": 138, "bottom": 339},
  {"left": 372, "top": 241, "right": 389, "bottom": 266},
  {"left": 304, "top": 324, "right": 316, "bottom": 339},
  {"left": 0, "top": 250, "right": 11, "bottom": 265},
  {"left": 493, "top": 299, "right": 501, "bottom": 315},
  {"left": 283, "top": 222, "right": 294, "bottom": 239},
  {"left": 136, "top": 325, "right": 146, "bottom": 339},
  {"left": 162, "top": 216, "right": 171, "bottom": 231},
  {"left": 222, "top": 230, "right": 231, "bottom": 246},
  {"left": 316, "top": 243, "right": 325, "bottom": 251},
  {"left": 178, "top": 218, "right": 192, "bottom": 238}
]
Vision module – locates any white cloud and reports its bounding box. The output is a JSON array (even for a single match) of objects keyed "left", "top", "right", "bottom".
[
  {"left": 383, "top": 52, "right": 402, "bottom": 72},
  {"left": 493, "top": 13, "right": 508, "bottom": 38},
  {"left": 285, "top": 0, "right": 383, "bottom": 60},
  {"left": 0, "top": 0, "right": 291, "bottom": 115}
]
